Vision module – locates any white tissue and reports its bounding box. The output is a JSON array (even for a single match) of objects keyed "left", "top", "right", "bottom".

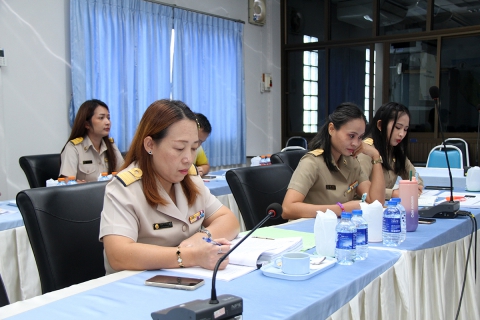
[
  {"left": 360, "top": 200, "right": 384, "bottom": 243},
  {"left": 314, "top": 209, "right": 338, "bottom": 257}
]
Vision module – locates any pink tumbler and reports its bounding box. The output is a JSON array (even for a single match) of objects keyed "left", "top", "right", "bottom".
[{"left": 399, "top": 180, "right": 418, "bottom": 232}]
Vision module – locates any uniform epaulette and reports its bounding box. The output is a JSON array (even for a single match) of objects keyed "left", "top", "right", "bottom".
[
  {"left": 70, "top": 137, "right": 83, "bottom": 145},
  {"left": 109, "top": 137, "right": 114, "bottom": 143},
  {"left": 308, "top": 149, "right": 324, "bottom": 156},
  {"left": 116, "top": 168, "right": 142, "bottom": 187},
  {"left": 188, "top": 164, "right": 198, "bottom": 176},
  {"left": 364, "top": 138, "right": 374, "bottom": 146}
]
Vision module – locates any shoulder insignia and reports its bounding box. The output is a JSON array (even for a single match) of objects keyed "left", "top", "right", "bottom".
[
  {"left": 188, "top": 164, "right": 198, "bottom": 176},
  {"left": 116, "top": 168, "right": 142, "bottom": 187},
  {"left": 308, "top": 149, "right": 324, "bottom": 156},
  {"left": 364, "top": 138, "right": 374, "bottom": 146},
  {"left": 109, "top": 137, "right": 114, "bottom": 143},
  {"left": 70, "top": 137, "right": 83, "bottom": 145}
]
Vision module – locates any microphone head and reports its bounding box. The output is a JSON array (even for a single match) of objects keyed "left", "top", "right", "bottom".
[
  {"left": 266, "top": 203, "right": 282, "bottom": 219},
  {"left": 429, "top": 86, "right": 439, "bottom": 100}
]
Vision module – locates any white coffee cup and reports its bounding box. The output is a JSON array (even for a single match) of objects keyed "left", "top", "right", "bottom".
[{"left": 274, "top": 252, "right": 310, "bottom": 275}]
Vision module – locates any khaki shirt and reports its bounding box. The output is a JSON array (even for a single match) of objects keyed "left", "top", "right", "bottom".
[
  {"left": 99, "top": 162, "right": 223, "bottom": 274},
  {"left": 357, "top": 139, "right": 424, "bottom": 200},
  {"left": 288, "top": 150, "right": 368, "bottom": 205},
  {"left": 60, "top": 135, "right": 124, "bottom": 182}
]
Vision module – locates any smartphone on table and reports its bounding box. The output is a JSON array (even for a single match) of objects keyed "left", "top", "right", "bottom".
[
  {"left": 203, "top": 175, "right": 217, "bottom": 179},
  {"left": 419, "top": 217, "right": 436, "bottom": 224},
  {"left": 145, "top": 275, "right": 205, "bottom": 291}
]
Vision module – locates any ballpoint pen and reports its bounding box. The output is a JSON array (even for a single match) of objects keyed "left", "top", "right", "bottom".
[{"left": 202, "top": 237, "right": 222, "bottom": 246}]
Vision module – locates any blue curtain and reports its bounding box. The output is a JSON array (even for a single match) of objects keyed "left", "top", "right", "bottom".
[
  {"left": 70, "top": 0, "right": 172, "bottom": 152},
  {"left": 172, "top": 9, "right": 246, "bottom": 167}
]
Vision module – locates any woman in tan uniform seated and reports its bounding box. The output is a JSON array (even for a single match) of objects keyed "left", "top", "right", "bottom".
[
  {"left": 59, "top": 99, "right": 124, "bottom": 182},
  {"left": 99, "top": 99, "right": 240, "bottom": 274},
  {"left": 282, "top": 102, "right": 385, "bottom": 219},
  {"left": 357, "top": 102, "right": 423, "bottom": 200}
]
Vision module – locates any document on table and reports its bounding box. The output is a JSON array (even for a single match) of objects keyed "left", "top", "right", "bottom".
[
  {"left": 421, "top": 190, "right": 480, "bottom": 208},
  {"left": 165, "top": 264, "right": 256, "bottom": 282}
]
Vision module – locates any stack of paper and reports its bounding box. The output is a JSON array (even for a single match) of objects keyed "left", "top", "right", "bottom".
[{"left": 228, "top": 236, "right": 303, "bottom": 267}]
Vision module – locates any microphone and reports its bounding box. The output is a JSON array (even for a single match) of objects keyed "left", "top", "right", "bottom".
[
  {"left": 419, "top": 86, "right": 460, "bottom": 219},
  {"left": 151, "top": 203, "right": 283, "bottom": 320}
]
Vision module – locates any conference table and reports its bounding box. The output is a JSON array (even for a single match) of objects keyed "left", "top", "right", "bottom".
[
  {"left": 1, "top": 201, "right": 479, "bottom": 319},
  {"left": 0, "top": 171, "right": 243, "bottom": 304}
]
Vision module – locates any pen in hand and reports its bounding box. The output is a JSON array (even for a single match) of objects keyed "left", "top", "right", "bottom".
[{"left": 202, "top": 237, "right": 222, "bottom": 246}]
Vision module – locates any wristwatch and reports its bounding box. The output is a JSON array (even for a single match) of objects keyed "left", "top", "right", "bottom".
[
  {"left": 198, "top": 227, "right": 212, "bottom": 238},
  {"left": 371, "top": 156, "right": 383, "bottom": 165}
]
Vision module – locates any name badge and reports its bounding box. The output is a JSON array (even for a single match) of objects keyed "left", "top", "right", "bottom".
[
  {"left": 83, "top": 160, "right": 93, "bottom": 164},
  {"left": 153, "top": 222, "right": 173, "bottom": 230},
  {"left": 326, "top": 185, "right": 336, "bottom": 190},
  {"left": 189, "top": 210, "right": 205, "bottom": 224}
]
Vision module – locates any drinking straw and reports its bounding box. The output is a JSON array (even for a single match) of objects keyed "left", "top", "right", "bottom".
[{"left": 409, "top": 170, "right": 412, "bottom": 181}]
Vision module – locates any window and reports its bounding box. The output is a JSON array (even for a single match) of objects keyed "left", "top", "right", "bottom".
[
  {"left": 303, "top": 35, "right": 319, "bottom": 133},
  {"left": 364, "top": 48, "right": 375, "bottom": 122}
]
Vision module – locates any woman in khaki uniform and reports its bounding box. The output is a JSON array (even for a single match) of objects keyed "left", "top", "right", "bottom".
[
  {"left": 59, "top": 99, "right": 124, "bottom": 182},
  {"left": 357, "top": 102, "right": 423, "bottom": 200},
  {"left": 99, "top": 99, "right": 239, "bottom": 274},
  {"left": 282, "top": 103, "right": 385, "bottom": 219}
]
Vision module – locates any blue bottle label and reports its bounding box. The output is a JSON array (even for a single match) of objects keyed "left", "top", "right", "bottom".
[
  {"left": 356, "top": 228, "right": 368, "bottom": 245},
  {"left": 336, "top": 232, "right": 356, "bottom": 249},
  {"left": 383, "top": 217, "right": 401, "bottom": 233}
]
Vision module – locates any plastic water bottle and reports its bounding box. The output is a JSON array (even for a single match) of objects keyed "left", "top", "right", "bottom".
[
  {"left": 67, "top": 176, "right": 77, "bottom": 185},
  {"left": 391, "top": 198, "right": 406, "bottom": 243},
  {"left": 382, "top": 200, "right": 402, "bottom": 247},
  {"left": 259, "top": 156, "right": 267, "bottom": 166},
  {"left": 351, "top": 209, "right": 368, "bottom": 260},
  {"left": 98, "top": 172, "right": 110, "bottom": 181},
  {"left": 57, "top": 177, "right": 66, "bottom": 186},
  {"left": 265, "top": 154, "right": 271, "bottom": 165},
  {"left": 335, "top": 212, "right": 357, "bottom": 265}
]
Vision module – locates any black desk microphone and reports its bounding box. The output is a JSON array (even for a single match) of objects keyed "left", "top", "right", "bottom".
[
  {"left": 419, "top": 86, "right": 460, "bottom": 218},
  {"left": 151, "top": 203, "right": 283, "bottom": 320}
]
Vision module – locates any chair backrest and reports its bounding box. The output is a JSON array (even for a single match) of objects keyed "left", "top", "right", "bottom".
[
  {"left": 226, "top": 164, "right": 291, "bottom": 230},
  {"left": 285, "top": 136, "right": 308, "bottom": 149},
  {"left": 445, "top": 138, "right": 469, "bottom": 167},
  {"left": 19, "top": 154, "right": 61, "bottom": 188},
  {"left": 16, "top": 181, "right": 108, "bottom": 294},
  {"left": 426, "top": 145, "right": 463, "bottom": 169},
  {"left": 270, "top": 149, "right": 308, "bottom": 171},
  {"left": 0, "top": 273, "right": 9, "bottom": 307}
]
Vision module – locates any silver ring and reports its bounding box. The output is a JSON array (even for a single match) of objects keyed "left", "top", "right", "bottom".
[{"left": 218, "top": 248, "right": 223, "bottom": 254}]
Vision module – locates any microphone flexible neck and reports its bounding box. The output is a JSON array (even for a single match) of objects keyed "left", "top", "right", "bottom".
[
  {"left": 209, "top": 212, "right": 274, "bottom": 304},
  {"left": 434, "top": 99, "right": 454, "bottom": 201}
]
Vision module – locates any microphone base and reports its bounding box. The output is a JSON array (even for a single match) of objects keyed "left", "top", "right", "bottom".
[
  {"left": 151, "top": 294, "right": 243, "bottom": 320},
  {"left": 419, "top": 200, "right": 461, "bottom": 219}
]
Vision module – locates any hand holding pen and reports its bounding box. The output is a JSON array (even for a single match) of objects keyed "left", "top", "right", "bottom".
[{"left": 202, "top": 237, "right": 222, "bottom": 246}]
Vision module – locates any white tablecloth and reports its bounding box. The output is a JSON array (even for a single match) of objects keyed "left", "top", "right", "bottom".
[{"left": 329, "top": 234, "right": 480, "bottom": 320}]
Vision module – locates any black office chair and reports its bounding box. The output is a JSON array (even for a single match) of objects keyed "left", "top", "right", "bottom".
[
  {"left": 270, "top": 149, "right": 308, "bottom": 171},
  {"left": 226, "top": 164, "right": 292, "bottom": 230},
  {"left": 284, "top": 136, "right": 308, "bottom": 149},
  {"left": 16, "top": 181, "right": 108, "bottom": 294},
  {"left": 19, "top": 154, "right": 61, "bottom": 188},
  {"left": 0, "top": 273, "right": 9, "bottom": 307}
]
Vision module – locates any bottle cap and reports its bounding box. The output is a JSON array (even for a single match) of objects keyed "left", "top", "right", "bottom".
[
  {"left": 68, "top": 176, "right": 75, "bottom": 180},
  {"left": 387, "top": 200, "right": 397, "bottom": 206},
  {"left": 101, "top": 172, "right": 108, "bottom": 176},
  {"left": 391, "top": 198, "right": 400, "bottom": 203},
  {"left": 58, "top": 178, "right": 65, "bottom": 181},
  {"left": 112, "top": 172, "right": 117, "bottom": 176},
  {"left": 341, "top": 212, "right": 352, "bottom": 219},
  {"left": 352, "top": 209, "right": 362, "bottom": 216}
]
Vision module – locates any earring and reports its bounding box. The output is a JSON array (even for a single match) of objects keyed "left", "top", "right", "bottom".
[{"left": 148, "top": 150, "right": 152, "bottom": 155}]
